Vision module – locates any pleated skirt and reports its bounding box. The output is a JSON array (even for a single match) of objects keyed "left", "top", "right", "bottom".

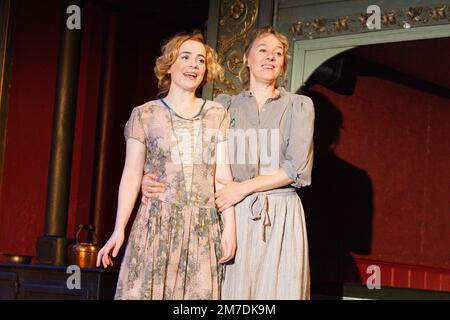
[
  {"left": 114, "top": 198, "right": 222, "bottom": 300},
  {"left": 221, "top": 188, "right": 310, "bottom": 300}
]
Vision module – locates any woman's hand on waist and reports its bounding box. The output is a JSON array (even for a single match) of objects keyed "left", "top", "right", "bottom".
[
  {"left": 141, "top": 172, "right": 166, "bottom": 204},
  {"left": 215, "top": 177, "right": 248, "bottom": 212}
]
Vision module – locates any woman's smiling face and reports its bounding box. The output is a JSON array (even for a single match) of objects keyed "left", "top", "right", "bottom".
[
  {"left": 169, "top": 39, "right": 207, "bottom": 92},
  {"left": 245, "top": 33, "right": 285, "bottom": 83}
]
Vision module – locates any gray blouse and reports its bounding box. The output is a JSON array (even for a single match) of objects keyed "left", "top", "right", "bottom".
[{"left": 215, "top": 87, "right": 314, "bottom": 188}]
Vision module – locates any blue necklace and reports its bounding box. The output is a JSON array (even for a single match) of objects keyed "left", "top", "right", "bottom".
[{"left": 160, "top": 98, "right": 206, "bottom": 120}]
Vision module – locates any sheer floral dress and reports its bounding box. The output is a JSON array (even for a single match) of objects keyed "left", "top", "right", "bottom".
[{"left": 114, "top": 99, "right": 230, "bottom": 300}]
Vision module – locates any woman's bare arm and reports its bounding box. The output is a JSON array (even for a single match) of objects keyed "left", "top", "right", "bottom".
[
  {"left": 215, "top": 140, "right": 236, "bottom": 263},
  {"left": 215, "top": 169, "right": 293, "bottom": 213},
  {"left": 96, "top": 139, "right": 145, "bottom": 268}
]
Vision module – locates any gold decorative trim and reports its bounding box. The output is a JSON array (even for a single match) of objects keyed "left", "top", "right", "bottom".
[
  {"left": 213, "top": 0, "right": 259, "bottom": 97},
  {"left": 287, "top": 4, "right": 449, "bottom": 40}
]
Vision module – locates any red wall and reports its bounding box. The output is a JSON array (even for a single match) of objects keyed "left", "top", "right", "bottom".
[
  {"left": 0, "top": 0, "right": 63, "bottom": 258},
  {"left": 300, "top": 38, "right": 450, "bottom": 292},
  {"left": 308, "top": 71, "right": 449, "bottom": 270},
  {"left": 0, "top": 1, "right": 108, "bottom": 258},
  {"left": 0, "top": 0, "right": 204, "bottom": 261},
  {"left": 68, "top": 2, "right": 107, "bottom": 241}
]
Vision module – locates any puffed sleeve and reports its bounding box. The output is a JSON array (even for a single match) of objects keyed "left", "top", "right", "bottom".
[
  {"left": 217, "top": 108, "right": 231, "bottom": 142},
  {"left": 124, "top": 107, "right": 146, "bottom": 145},
  {"left": 281, "top": 95, "right": 315, "bottom": 188},
  {"left": 214, "top": 93, "right": 232, "bottom": 110}
]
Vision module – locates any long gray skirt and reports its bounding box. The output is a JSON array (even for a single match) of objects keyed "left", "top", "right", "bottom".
[{"left": 221, "top": 188, "right": 310, "bottom": 300}]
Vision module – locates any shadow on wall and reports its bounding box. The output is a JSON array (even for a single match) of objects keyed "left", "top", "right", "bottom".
[{"left": 297, "top": 89, "right": 374, "bottom": 299}]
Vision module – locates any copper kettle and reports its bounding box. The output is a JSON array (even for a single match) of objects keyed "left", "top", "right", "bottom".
[{"left": 68, "top": 224, "right": 100, "bottom": 268}]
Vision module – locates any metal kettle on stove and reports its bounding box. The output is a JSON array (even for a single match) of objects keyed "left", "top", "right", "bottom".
[{"left": 68, "top": 224, "right": 100, "bottom": 268}]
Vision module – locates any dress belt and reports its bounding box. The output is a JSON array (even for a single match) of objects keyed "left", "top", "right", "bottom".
[
  {"left": 246, "top": 188, "right": 297, "bottom": 242},
  {"left": 143, "top": 197, "right": 219, "bottom": 222}
]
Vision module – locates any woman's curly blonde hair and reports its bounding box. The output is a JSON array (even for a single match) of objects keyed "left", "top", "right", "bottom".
[
  {"left": 154, "top": 31, "right": 223, "bottom": 96},
  {"left": 239, "top": 26, "right": 290, "bottom": 88}
]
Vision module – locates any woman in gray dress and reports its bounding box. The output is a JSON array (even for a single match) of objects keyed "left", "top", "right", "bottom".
[{"left": 142, "top": 26, "right": 314, "bottom": 299}]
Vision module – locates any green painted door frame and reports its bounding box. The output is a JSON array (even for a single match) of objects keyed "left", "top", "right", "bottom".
[
  {"left": 206, "top": 1, "right": 450, "bottom": 95},
  {"left": 289, "top": 24, "right": 450, "bottom": 92}
]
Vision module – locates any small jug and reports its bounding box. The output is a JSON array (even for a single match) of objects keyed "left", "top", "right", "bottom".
[{"left": 68, "top": 224, "right": 100, "bottom": 268}]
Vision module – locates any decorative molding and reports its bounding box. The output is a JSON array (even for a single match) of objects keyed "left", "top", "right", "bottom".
[
  {"left": 285, "top": 4, "right": 449, "bottom": 41},
  {"left": 213, "top": 0, "right": 259, "bottom": 97}
]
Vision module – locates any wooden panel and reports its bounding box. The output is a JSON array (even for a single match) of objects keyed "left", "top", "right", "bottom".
[
  {"left": 392, "top": 267, "right": 409, "bottom": 288},
  {"left": 442, "top": 274, "right": 450, "bottom": 292},
  {"left": 0, "top": 263, "right": 118, "bottom": 300},
  {"left": 0, "top": 271, "right": 17, "bottom": 300},
  {"left": 354, "top": 258, "right": 450, "bottom": 292},
  {"left": 18, "top": 283, "right": 89, "bottom": 300},
  {"left": 425, "top": 271, "right": 442, "bottom": 291},
  {"left": 410, "top": 269, "right": 425, "bottom": 290}
]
